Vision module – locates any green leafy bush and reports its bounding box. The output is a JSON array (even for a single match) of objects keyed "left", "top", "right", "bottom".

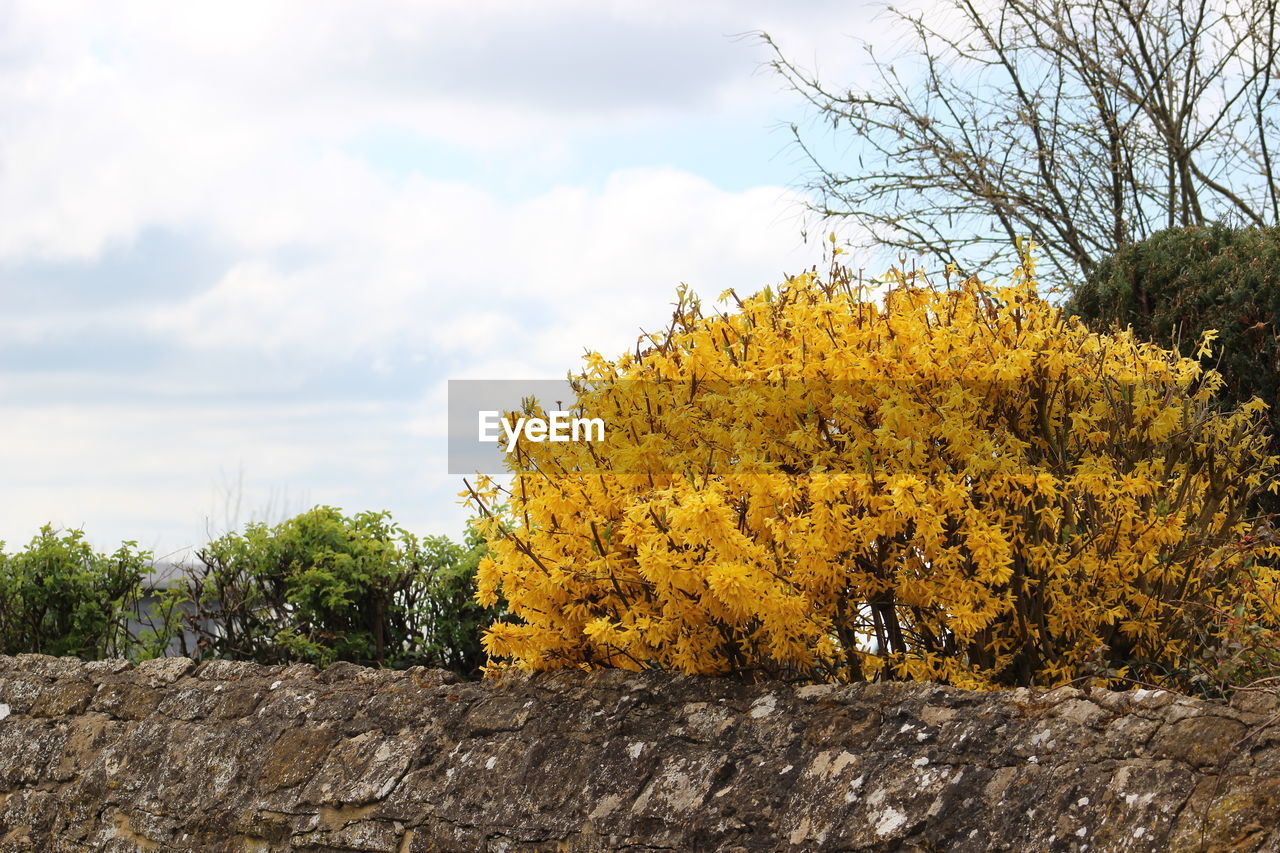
[
  {"left": 162, "top": 506, "right": 497, "bottom": 675},
  {"left": 1067, "top": 225, "right": 1280, "bottom": 516},
  {"left": 412, "top": 526, "right": 494, "bottom": 677},
  {"left": 0, "top": 526, "right": 148, "bottom": 658}
]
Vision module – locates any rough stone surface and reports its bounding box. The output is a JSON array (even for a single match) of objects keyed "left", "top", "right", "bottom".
[{"left": 2, "top": 654, "right": 1280, "bottom": 851}]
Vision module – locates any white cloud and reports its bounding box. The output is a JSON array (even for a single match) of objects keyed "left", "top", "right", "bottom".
[
  {"left": 0, "top": 0, "right": 894, "bottom": 555},
  {"left": 0, "top": 0, "right": 884, "bottom": 257},
  {"left": 148, "top": 166, "right": 816, "bottom": 372}
]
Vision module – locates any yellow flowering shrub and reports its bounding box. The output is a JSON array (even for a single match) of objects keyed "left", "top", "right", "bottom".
[{"left": 469, "top": 252, "right": 1279, "bottom": 690}]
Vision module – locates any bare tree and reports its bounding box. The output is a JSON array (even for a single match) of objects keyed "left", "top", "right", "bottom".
[{"left": 762, "top": 0, "right": 1280, "bottom": 289}]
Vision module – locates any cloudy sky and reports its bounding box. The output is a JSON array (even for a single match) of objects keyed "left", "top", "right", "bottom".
[{"left": 0, "top": 1, "right": 896, "bottom": 560}]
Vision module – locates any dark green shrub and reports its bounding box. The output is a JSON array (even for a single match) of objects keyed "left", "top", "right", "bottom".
[
  {"left": 0, "top": 526, "right": 148, "bottom": 658},
  {"left": 1068, "top": 225, "right": 1280, "bottom": 516},
  {"left": 164, "top": 506, "right": 497, "bottom": 676}
]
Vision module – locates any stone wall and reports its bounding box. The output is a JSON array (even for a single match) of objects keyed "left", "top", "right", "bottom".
[{"left": 2, "top": 654, "right": 1280, "bottom": 851}]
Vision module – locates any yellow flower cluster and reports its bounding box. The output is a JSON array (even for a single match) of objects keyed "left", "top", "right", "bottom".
[{"left": 469, "top": 253, "right": 1279, "bottom": 689}]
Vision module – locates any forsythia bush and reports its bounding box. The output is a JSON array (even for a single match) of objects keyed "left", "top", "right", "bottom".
[{"left": 470, "top": 252, "right": 1280, "bottom": 690}]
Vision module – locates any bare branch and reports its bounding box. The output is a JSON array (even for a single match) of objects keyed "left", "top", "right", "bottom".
[{"left": 762, "top": 0, "right": 1280, "bottom": 291}]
